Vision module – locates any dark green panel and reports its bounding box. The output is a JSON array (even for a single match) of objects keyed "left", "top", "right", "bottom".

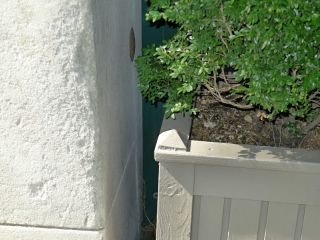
[
  {"left": 142, "top": 2, "right": 175, "bottom": 46},
  {"left": 141, "top": 1, "right": 175, "bottom": 225},
  {"left": 142, "top": 101, "right": 162, "bottom": 224}
]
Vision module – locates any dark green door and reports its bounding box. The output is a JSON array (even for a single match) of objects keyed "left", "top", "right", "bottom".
[{"left": 141, "top": 0, "right": 175, "bottom": 225}]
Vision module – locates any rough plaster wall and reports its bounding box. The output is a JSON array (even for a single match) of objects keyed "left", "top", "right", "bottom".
[
  {"left": 0, "top": 0, "right": 103, "bottom": 229},
  {"left": 0, "top": 0, "right": 142, "bottom": 238},
  {"left": 92, "top": 0, "right": 142, "bottom": 239},
  {"left": 0, "top": 225, "right": 105, "bottom": 240}
]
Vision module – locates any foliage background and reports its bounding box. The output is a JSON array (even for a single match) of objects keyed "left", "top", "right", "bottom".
[{"left": 137, "top": 0, "right": 320, "bottom": 125}]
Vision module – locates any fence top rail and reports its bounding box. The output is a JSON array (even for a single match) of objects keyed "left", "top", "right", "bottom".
[{"left": 155, "top": 114, "right": 320, "bottom": 174}]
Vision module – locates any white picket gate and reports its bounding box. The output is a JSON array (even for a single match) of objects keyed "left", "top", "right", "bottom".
[{"left": 154, "top": 115, "right": 320, "bottom": 240}]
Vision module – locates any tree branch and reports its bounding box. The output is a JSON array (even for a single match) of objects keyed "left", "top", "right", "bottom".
[
  {"left": 220, "top": 5, "right": 233, "bottom": 36},
  {"left": 204, "top": 83, "right": 253, "bottom": 110},
  {"left": 303, "top": 114, "right": 320, "bottom": 133},
  {"left": 309, "top": 91, "right": 320, "bottom": 100}
]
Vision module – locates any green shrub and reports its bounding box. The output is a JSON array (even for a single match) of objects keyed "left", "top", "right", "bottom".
[{"left": 136, "top": 0, "right": 320, "bottom": 125}]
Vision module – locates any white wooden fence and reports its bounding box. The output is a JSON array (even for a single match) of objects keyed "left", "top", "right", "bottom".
[{"left": 154, "top": 115, "right": 320, "bottom": 240}]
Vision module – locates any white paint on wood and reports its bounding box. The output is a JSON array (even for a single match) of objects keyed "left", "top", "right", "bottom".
[
  {"left": 228, "top": 199, "right": 260, "bottom": 240},
  {"left": 265, "top": 202, "right": 298, "bottom": 240},
  {"left": 155, "top": 115, "right": 320, "bottom": 240},
  {"left": 196, "top": 196, "right": 224, "bottom": 240},
  {"left": 156, "top": 163, "right": 194, "bottom": 240},
  {"left": 301, "top": 205, "right": 320, "bottom": 240},
  {"left": 194, "top": 165, "right": 320, "bottom": 205},
  {"left": 155, "top": 140, "right": 320, "bottom": 174},
  {"left": 156, "top": 129, "right": 188, "bottom": 151}
]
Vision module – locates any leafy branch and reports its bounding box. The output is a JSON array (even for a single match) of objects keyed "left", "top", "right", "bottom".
[{"left": 137, "top": 0, "right": 320, "bottom": 130}]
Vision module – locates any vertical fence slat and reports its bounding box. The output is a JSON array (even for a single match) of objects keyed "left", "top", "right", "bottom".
[
  {"left": 265, "top": 202, "right": 298, "bottom": 240},
  {"left": 195, "top": 196, "right": 224, "bottom": 240},
  {"left": 301, "top": 205, "right": 320, "bottom": 240},
  {"left": 228, "top": 199, "right": 260, "bottom": 240}
]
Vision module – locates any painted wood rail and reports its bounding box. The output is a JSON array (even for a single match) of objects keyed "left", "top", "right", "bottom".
[{"left": 154, "top": 115, "right": 320, "bottom": 240}]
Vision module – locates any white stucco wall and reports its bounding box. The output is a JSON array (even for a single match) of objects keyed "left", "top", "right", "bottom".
[
  {"left": 92, "top": 0, "right": 142, "bottom": 239},
  {"left": 0, "top": 0, "right": 142, "bottom": 239}
]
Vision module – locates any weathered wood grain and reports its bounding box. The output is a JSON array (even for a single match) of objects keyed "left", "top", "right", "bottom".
[{"left": 156, "top": 163, "right": 194, "bottom": 240}]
